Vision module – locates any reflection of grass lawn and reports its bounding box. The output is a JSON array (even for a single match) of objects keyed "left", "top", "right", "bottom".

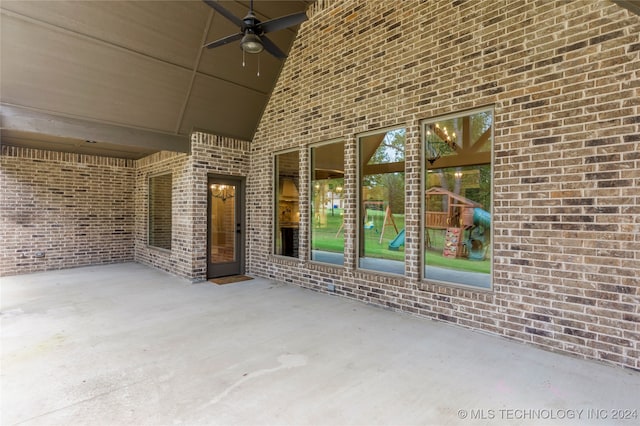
[
  {"left": 311, "top": 210, "right": 346, "bottom": 252},
  {"left": 311, "top": 209, "right": 490, "bottom": 274},
  {"left": 312, "top": 209, "right": 406, "bottom": 261},
  {"left": 425, "top": 250, "right": 490, "bottom": 274}
]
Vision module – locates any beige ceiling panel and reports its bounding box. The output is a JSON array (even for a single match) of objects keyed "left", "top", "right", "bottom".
[
  {"left": 1, "top": 130, "right": 155, "bottom": 160},
  {"left": 203, "top": 0, "right": 246, "bottom": 41},
  {"left": 1, "top": 14, "right": 192, "bottom": 133},
  {"left": 179, "top": 74, "right": 267, "bottom": 140},
  {"left": 1, "top": 0, "right": 208, "bottom": 69}
]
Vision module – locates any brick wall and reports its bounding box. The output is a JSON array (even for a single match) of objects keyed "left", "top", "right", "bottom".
[
  {"left": 1, "top": 132, "right": 250, "bottom": 281},
  {"left": 0, "top": 146, "right": 135, "bottom": 275},
  {"left": 133, "top": 133, "right": 250, "bottom": 281},
  {"left": 190, "top": 133, "right": 251, "bottom": 280},
  {"left": 134, "top": 151, "right": 191, "bottom": 278},
  {"left": 248, "top": 0, "right": 640, "bottom": 369}
]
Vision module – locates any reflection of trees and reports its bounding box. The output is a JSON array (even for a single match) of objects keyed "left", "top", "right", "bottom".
[
  {"left": 471, "top": 111, "right": 493, "bottom": 152},
  {"left": 478, "top": 165, "right": 491, "bottom": 208},
  {"left": 374, "top": 130, "right": 405, "bottom": 163},
  {"left": 364, "top": 130, "right": 405, "bottom": 214},
  {"left": 382, "top": 172, "right": 405, "bottom": 214},
  {"left": 312, "top": 178, "right": 345, "bottom": 224}
]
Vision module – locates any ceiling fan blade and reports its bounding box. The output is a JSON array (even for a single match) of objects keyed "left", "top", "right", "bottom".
[
  {"left": 204, "top": 32, "right": 243, "bottom": 49},
  {"left": 261, "top": 35, "right": 286, "bottom": 59},
  {"left": 260, "top": 12, "right": 308, "bottom": 34},
  {"left": 202, "top": 0, "right": 244, "bottom": 28}
]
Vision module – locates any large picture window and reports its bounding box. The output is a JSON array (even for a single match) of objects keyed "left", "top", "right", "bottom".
[
  {"left": 274, "top": 150, "right": 300, "bottom": 257},
  {"left": 148, "top": 173, "right": 172, "bottom": 250},
  {"left": 422, "top": 108, "right": 493, "bottom": 289},
  {"left": 358, "top": 128, "right": 406, "bottom": 275},
  {"left": 310, "top": 141, "right": 345, "bottom": 265}
]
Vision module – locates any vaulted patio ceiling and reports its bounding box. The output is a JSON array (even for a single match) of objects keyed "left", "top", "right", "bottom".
[
  {"left": 2, "top": 1, "right": 637, "bottom": 161},
  {"left": 0, "top": 0, "right": 312, "bottom": 159}
]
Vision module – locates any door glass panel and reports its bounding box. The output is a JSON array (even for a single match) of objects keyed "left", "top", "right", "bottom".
[{"left": 210, "top": 184, "right": 236, "bottom": 263}]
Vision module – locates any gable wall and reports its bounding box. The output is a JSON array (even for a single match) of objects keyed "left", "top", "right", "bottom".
[{"left": 248, "top": 0, "right": 640, "bottom": 369}]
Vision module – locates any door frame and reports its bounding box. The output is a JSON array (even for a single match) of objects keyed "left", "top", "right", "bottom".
[{"left": 207, "top": 174, "right": 246, "bottom": 279}]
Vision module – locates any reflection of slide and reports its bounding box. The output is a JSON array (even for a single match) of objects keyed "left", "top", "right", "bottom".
[
  {"left": 473, "top": 208, "right": 491, "bottom": 229},
  {"left": 388, "top": 229, "right": 405, "bottom": 251},
  {"left": 468, "top": 208, "right": 491, "bottom": 260}
]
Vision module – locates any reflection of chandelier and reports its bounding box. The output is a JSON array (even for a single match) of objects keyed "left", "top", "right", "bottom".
[
  {"left": 210, "top": 184, "right": 234, "bottom": 202},
  {"left": 426, "top": 123, "right": 458, "bottom": 165}
]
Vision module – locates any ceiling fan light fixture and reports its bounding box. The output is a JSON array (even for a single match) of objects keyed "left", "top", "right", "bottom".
[{"left": 240, "top": 33, "right": 263, "bottom": 54}]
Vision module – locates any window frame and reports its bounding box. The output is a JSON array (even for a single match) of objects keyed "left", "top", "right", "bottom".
[
  {"left": 273, "top": 148, "right": 301, "bottom": 258},
  {"left": 420, "top": 106, "right": 495, "bottom": 290},
  {"left": 148, "top": 172, "right": 173, "bottom": 251},
  {"left": 356, "top": 125, "right": 407, "bottom": 276},
  {"left": 308, "top": 139, "right": 346, "bottom": 266}
]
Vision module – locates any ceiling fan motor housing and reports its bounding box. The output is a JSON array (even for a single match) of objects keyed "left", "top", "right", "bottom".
[{"left": 243, "top": 12, "right": 262, "bottom": 34}]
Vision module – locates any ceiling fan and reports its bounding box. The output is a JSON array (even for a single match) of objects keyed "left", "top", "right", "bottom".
[{"left": 202, "top": 0, "right": 308, "bottom": 60}]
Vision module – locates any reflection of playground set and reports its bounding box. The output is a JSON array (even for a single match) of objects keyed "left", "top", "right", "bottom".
[
  {"left": 342, "top": 188, "right": 491, "bottom": 260},
  {"left": 360, "top": 201, "right": 405, "bottom": 251},
  {"left": 425, "top": 187, "right": 491, "bottom": 260},
  {"left": 346, "top": 201, "right": 406, "bottom": 250},
  {"left": 379, "top": 205, "right": 404, "bottom": 250}
]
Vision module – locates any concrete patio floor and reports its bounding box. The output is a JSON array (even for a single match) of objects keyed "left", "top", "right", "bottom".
[{"left": 2, "top": 263, "right": 639, "bottom": 425}]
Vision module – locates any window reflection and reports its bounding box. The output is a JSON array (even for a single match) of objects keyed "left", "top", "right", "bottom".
[
  {"left": 311, "top": 141, "right": 345, "bottom": 265},
  {"left": 358, "top": 128, "right": 406, "bottom": 274},
  {"left": 274, "top": 151, "right": 300, "bottom": 257},
  {"left": 423, "top": 108, "right": 493, "bottom": 289}
]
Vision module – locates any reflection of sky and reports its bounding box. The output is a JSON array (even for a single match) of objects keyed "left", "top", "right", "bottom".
[{"left": 381, "top": 129, "right": 405, "bottom": 162}]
